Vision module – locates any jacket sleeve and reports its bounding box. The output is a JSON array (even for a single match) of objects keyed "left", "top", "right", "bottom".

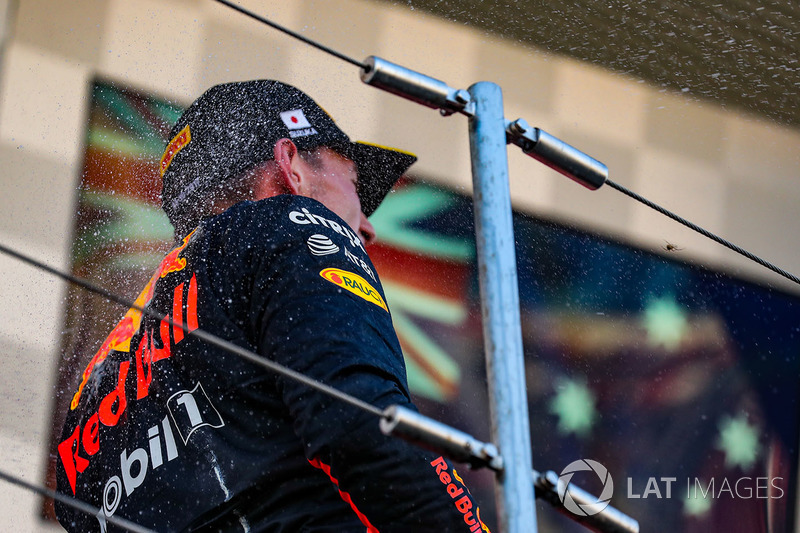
[{"left": 247, "top": 197, "right": 492, "bottom": 532}]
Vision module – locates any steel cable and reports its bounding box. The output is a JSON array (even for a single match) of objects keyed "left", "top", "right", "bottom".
[
  {"left": 0, "top": 240, "right": 386, "bottom": 529},
  {"left": 213, "top": 0, "right": 800, "bottom": 288},
  {"left": 0, "top": 470, "right": 155, "bottom": 533},
  {"left": 213, "top": 0, "right": 368, "bottom": 70},
  {"left": 606, "top": 178, "right": 800, "bottom": 286},
  {"left": 0, "top": 242, "right": 384, "bottom": 418},
  {"left": 0, "top": 238, "right": 512, "bottom": 528}
]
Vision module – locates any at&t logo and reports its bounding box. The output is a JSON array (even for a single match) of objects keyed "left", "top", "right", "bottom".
[{"left": 557, "top": 459, "right": 614, "bottom": 516}]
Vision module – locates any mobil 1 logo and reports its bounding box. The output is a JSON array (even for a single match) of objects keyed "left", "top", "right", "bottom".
[
  {"left": 97, "top": 382, "right": 225, "bottom": 531},
  {"left": 167, "top": 382, "right": 225, "bottom": 444}
]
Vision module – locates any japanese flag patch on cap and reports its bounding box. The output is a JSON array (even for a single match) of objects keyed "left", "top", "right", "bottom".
[{"left": 280, "top": 109, "right": 312, "bottom": 130}]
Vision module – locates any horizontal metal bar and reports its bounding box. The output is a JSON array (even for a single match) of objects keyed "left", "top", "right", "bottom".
[
  {"left": 506, "top": 118, "right": 608, "bottom": 190},
  {"left": 378, "top": 406, "right": 640, "bottom": 533},
  {"left": 360, "top": 56, "right": 473, "bottom": 116},
  {"left": 380, "top": 405, "right": 503, "bottom": 471},
  {"left": 533, "top": 469, "right": 640, "bottom": 533}
]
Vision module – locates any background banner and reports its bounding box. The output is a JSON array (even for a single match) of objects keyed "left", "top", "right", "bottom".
[{"left": 47, "top": 80, "right": 800, "bottom": 532}]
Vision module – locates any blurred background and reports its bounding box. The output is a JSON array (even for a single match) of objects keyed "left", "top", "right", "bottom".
[{"left": 0, "top": 0, "right": 799, "bottom": 531}]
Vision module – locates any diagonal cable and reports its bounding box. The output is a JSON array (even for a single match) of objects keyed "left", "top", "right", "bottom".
[
  {"left": 606, "top": 178, "right": 800, "bottom": 286},
  {"left": 0, "top": 245, "right": 506, "bottom": 524},
  {"left": 0, "top": 241, "right": 380, "bottom": 528},
  {"left": 212, "top": 0, "right": 367, "bottom": 69},
  {"left": 214, "top": 0, "right": 800, "bottom": 289},
  {"left": 0, "top": 470, "right": 155, "bottom": 533},
  {"left": 0, "top": 241, "right": 382, "bottom": 418}
]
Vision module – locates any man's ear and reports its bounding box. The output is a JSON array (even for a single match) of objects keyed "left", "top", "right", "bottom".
[{"left": 272, "top": 138, "right": 303, "bottom": 194}]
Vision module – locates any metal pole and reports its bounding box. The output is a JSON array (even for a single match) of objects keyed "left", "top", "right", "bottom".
[{"left": 468, "top": 81, "right": 537, "bottom": 532}]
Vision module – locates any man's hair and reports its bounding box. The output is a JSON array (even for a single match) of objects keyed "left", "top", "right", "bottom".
[{"left": 172, "top": 148, "right": 325, "bottom": 238}]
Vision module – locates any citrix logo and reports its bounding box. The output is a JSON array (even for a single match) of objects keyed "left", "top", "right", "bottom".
[
  {"left": 289, "top": 208, "right": 364, "bottom": 251},
  {"left": 557, "top": 459, "right": 614, "bottom": 517}
]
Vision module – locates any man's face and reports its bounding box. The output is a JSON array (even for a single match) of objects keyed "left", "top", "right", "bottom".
[{"left": 295, "top": 147, "right": 376, "bottom": 245}]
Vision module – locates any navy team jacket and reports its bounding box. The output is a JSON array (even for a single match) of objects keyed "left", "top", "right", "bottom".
[{"left": 55, "top": 195, "right": 490, "bottom": 532}]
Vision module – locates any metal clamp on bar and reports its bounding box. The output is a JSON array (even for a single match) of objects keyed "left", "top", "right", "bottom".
[
  {"left": 506, "top": 118, "right": 608, "bottom": 190},
  {"left": 360, "top": 56, "right": 473, "bottom": 116},
  {"left": 533, "top": 469, "right": 639, "bottom": 533},
  {"left": 380, "top": 405, "right": 503, "bottom": 471}
]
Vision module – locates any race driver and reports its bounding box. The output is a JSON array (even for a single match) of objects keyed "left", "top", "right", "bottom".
[{"left": 55, "top": 80, "right": 490, "bottom": 532}]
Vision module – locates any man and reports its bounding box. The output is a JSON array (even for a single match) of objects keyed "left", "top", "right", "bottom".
[{"left": 55, "top": 80, "right": 490, "bottom": 532}]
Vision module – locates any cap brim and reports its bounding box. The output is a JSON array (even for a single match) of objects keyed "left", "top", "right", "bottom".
[{"left": 343, "top": 141, "right": 417, "bottom": 217}]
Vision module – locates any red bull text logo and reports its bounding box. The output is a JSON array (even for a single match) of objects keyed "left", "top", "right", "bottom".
[
  {"left": 60, "top": 232, "right": 200, "bottom": 496},
  {"left": 60, "top": 273, "right": 200, "bottom": 495},
  {"left": 430, "top": 456, "right": 491, "bottom": 532},
  {"left": 319, "top": 268, "right": 387, "bottom": 312},
  {"left": 159, "top": 124, "right": 191, "bottom": 177}
]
